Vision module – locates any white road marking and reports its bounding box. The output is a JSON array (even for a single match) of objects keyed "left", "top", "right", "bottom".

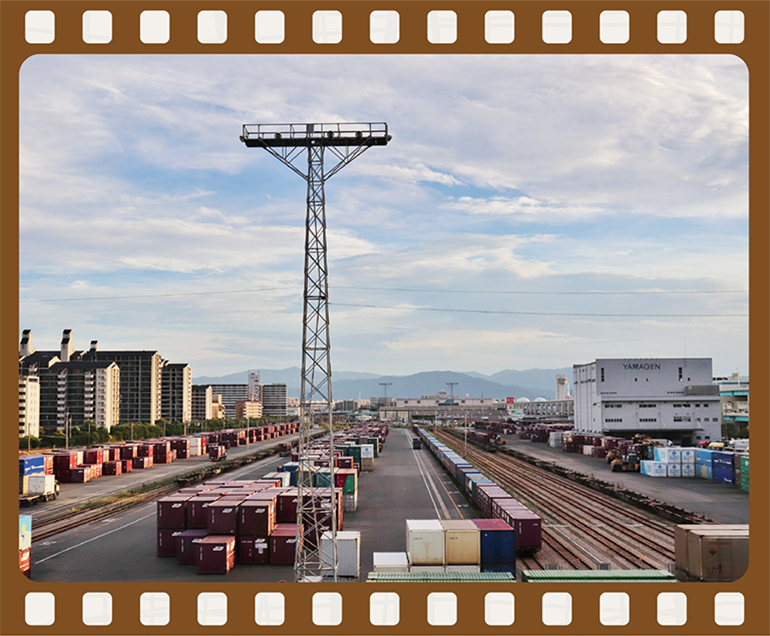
[
  {"left": 34, "top": 511, "right": 156, "bottom": 565},
  {"left": 405, "top": 430, "right": 442, "bottom": 518}
]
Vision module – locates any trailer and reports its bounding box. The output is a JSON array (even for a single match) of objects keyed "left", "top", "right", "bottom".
[
  {"left": 278, "top": 442, "right": 292, "bottom": 457},
  {"left": 19, "top": 475, "right": 59, "bottom": 506}
]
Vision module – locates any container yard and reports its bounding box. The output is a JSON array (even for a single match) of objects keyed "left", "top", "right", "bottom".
[{"left": 22, "top": 419, "right": 749, "bottom": 583}]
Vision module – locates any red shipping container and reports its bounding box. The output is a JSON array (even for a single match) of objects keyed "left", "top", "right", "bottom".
[
  {"left": 103, "top": 461, "right": 122, "bottom": 476},
  {"left": 54, "top": 453, "right": 78, "bottom": 470},
  {"left": 196, "top": 536, "right": 236, "bottom": 574},
  {"left": 55, "top": 468, "right": 72, "bottom": 483},
  {"left": 176, "top": 529, "right": 209, "bottom": 565},
  {"left": 176, "top": 449, "right": 189, "bottom": 460},
  {"left": 270, "top": 524, "right": 300, "bottom": 565},
  {"left": 157, "top": 528, "right": 185, "bottom": 557},
  {"left": 137, "top": 445, "right": 154, "bottom": 458},
  {"left": 70, "top": 467, "right": 88, "bottom": 483},
  {"left": 42, "top": 455, "right": 55, "bottom": 474},
  {"left": 120, "top": 446, "right": 138, "bottom": 460},
  {"left": 91, "top": 463, "right": 102, "bottom": 478},
  {"left": 157, "top": 496, "right": 191, "bottom": 529},
  {"left": 239, "top": 500, "right": 276, "bottom": 537},
  {"left": 120, "top": 459, "right": 133, "bottom": 473},
  {"left": 132, "top": 456, "right": 147, "bottom": 469},
  {"left": 207, "top": 500, "right": 241, "bottom": 535},
  {"left": 84, "top": 449, "right": 103, "bottom": 465},
  {"left": 238, "top": 536, "right": 270, "bottom": 565},
  {"left": 19, "top": 548, "right": 31, "bottom": 577},
  {"left": 276, "top": 491, "right": 299, "bottom": 524},
  {"left": 154, "top": 452, "right": 171, "bottom": 465},
  {"left": 188, "top": 496, "right": 221, "bottom": 529}
]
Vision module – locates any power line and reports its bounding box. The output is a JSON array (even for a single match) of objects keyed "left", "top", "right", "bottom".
[
  {"left": 333, "top": 286, "right": 748, "bottom": 296},
  {"left": 23, "top": 285, "right": 748, "bottom": 303},
  {"left": 330, "top": 302, "right": 748, "bottom": 318}
]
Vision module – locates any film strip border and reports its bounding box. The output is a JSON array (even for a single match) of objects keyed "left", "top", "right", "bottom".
[
  {"left": 13, "top": 5, "right": 751, "bottom": 49},
  {"left": 22, "top": 588, "right": 748, "bottom": 628},
  {"left": 2, "top": 0, "right": 768, "bottom": 634}
]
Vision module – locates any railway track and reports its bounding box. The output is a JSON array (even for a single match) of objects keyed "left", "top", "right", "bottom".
[{"left": 434, "top": 429, "right": 677, "bottom": 571}]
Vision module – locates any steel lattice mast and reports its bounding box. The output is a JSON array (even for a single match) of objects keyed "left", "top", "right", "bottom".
[{"left": 240, "top": 122, "right": 391, "bottom": 581}]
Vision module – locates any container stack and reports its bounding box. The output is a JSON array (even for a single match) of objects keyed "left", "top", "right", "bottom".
[
  {"left": 674, "top": 524, "right": 749, "bottom": 582},
  {"left": 154, "top": 474, "right": 350, "bottom": 574},
  {"left": 19, "top": 515, "right": 32, "bottom": 578},
  {"left": 404, "top": 518, "right": 515, "bottom": 574}
]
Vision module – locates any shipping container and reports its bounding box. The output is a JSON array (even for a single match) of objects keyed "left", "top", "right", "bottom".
[
  {"left": 674, "top": 524, "right": 748, "bottom": 576},
  {"left": 207, "top": 500, "right": 241, "bottom": 535},
  {"left": 196, "top": 536, "right": 236, "bottom": 574},
  {"left": 667, "top": 463, "right": 682, "bottom": 478},
  {"left": 19, "top": 455, "right": 46, "bottom": 476},
  {"left": 472, "top": 518, "right": 515, "bottom": 568},
  {"left": 19, "top": 515, "right": 32, "bottom": 552},
  {"left": 685, "top": 531, "right": 749, "bottom": 581},
  {"left": 19, "top": 548, "right": 31, "bottom": 577},
  {"left": 406, "top": 520, "right": 445, "bottom": 566},
  {"left": 157, "top": 497, "right": 190, "bottom": 529},
  {"left": 188, "top": 496, "right": 221, "bottom": 529},
  {"left": 238, "top": 536, "right": 270, "bottom": 565},
  {"left": 238, "top": 500, "right": 276, "bottom": 537},
  {"left": 441, "top": 520, "right": 480, "bottom": 565},
  {"left": 176, "top": 529, "right": 209, "bottom": 565},
  {"left": 373, "top": 552, "right": 409, "bottom": 573},
  {"left": 157, "top": 528, "right": 185, "bottom": 557},
  {"left": 103, "top": 461, "right": 122, "bottom": 476},
  {"left": 270, "top": 524, "right": 300, "bottom": 565},
  {"left": 320, "top": 531, "right": 361, "bottom": 578}
]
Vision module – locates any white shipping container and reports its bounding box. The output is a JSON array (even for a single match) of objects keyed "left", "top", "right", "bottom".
[
  {"left": 667, "top": 463, "right": 681, "bottom": 478},
  {"left": 373, "top": 552, "right": 409, "bottom": 573},
  {"left": 441, "top": 519, "right": 480, "bottom": 565},
  {"left": 641, "top": 461, "right": 667, "bottom": 477},
  {"left": 681, "top": 463, "right": 695, "bottom": 478},
  {"left": 406, "top": 519, "right": 445, "bottom": 565},
  {"left": 321, "top": 530, "right": 360, "bottom": 578},
  {"left": 582, "top": 445, "right": 595, "bottom": 456},
  {"left": 680, "top": 448, "right": 695, "bottom": 464},
  {"left": 28, "top": 474, "right": 57, "bottom": 495},
  {"left": 360, "top": 444, "right": 375, "bottom": 459}
]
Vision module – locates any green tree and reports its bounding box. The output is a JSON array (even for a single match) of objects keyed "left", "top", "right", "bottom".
[{"left": 19, "top": 436, "right": 41, "bottom": 450}]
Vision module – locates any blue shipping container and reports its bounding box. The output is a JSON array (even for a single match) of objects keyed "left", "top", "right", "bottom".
[
  {"left": 479, "top": 529, "right": 515, "bottom": 566},
  {"left": 696, "top": 464, "right": 713, "bottom": 479},
  {"left": 695, "top": 449, "right": 714, "bottom": 464},
  {"left": 713, "top": 465, "right": 734, "bottom": 484},
  {"left": 19, "top": 455, "right": 45, "bottom": 477}
]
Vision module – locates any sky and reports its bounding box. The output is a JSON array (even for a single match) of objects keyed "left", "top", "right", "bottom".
[{"left": 18, "top": 54, "right": 749, "bottom": 379}]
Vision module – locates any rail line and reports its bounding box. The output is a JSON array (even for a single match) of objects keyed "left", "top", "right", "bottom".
[{"left": 434, "top": 429, "right": 677, "bottom": 571}]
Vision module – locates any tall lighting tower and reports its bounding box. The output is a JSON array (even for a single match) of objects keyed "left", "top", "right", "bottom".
[{"left": 240, "top": 122, "right": 391, "bottom": 581}]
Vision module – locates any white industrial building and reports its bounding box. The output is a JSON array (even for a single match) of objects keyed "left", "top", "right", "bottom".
[{"left": 573, "top": 358, "right": 722, "bottom": 444}]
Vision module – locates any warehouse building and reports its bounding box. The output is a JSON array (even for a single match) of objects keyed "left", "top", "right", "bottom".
[{"left": 573, "top": 358, "right": 722, "bottom": 444}]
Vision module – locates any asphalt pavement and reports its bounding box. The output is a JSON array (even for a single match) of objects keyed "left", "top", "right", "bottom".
[{"left": 29, "top": 427, "right": 476, "bottom": 582}]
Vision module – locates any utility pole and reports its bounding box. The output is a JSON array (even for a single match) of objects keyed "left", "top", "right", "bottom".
[
  {"left": 65, "top": 411, "right": 70, "bottom": 450},
  {"left": 241, "top": 122, "right": 391, "bottom": 582}
]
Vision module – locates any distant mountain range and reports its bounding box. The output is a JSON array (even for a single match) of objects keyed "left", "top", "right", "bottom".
[{"left": 193, "top": 367, "right": 572, "bottom": 401}]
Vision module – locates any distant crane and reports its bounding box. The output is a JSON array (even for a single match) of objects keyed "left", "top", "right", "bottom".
[{"left": 240, "top": 122, "right": 391, "bottom": 582}]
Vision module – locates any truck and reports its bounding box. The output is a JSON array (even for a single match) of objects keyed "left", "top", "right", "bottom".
[
  {"left": 278, "top": 442, "right": 292, "bottom": 457},
  {"left": 19, "top": 474, "right": 60, "bottom": 506}
]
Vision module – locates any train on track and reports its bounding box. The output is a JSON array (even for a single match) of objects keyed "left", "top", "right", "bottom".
[{"left": 415, "top": 427, "right": 542, "bottom": 553}]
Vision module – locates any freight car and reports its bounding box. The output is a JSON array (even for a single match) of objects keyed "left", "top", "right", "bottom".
[{"left": 417, "top": 428, "right": 542, "bottom": 553}]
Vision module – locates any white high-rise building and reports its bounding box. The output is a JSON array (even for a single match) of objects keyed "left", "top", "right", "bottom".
[
  {"left": 573, "top": 358, "right": 722, "bottom": 444},
  {"left": 19, "top": 375, "right": 40, "bottom": 438}
]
